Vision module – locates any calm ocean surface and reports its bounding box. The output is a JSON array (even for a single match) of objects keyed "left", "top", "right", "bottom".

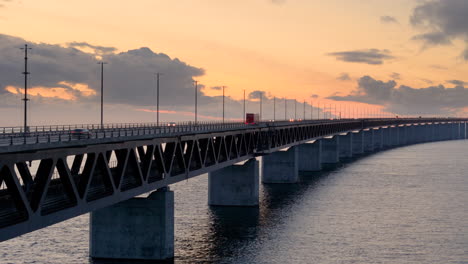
[{"left": 1, "top": 140, "right": 467, "bottom": 264}]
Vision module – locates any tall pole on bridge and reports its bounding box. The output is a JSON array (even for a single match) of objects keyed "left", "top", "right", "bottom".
[
  {"left": 222, "top": 86, "right": 226, "bottom": 123},
  {"left": 156, "top": 73, "right": 162, "bottom": 126},
  {"left": 194, "top": 80, "right": 198, "bottom": 125},
  {"left": 284, "top": 98, "right": 287, "bottom": 120},
  {"left": 303, "top": 100, "right": 306, "bottom": 120},
  {"left": 20, "top": 44, "right": 31, "bottom": 135},
  {"left": 294, "top": 99, "right": 297, "bottom": 120},
  {"left": 243, "top": 89, "right": 246, "bottom": 122},
  {"left": 259, "top": 92, "right": 262, "bottom": 121},
  {"left": 98, "top": 61, "right": 107, "bottom": 129},
  {"left": 273, "top": 96, "right": 276, "bottom": 121}
]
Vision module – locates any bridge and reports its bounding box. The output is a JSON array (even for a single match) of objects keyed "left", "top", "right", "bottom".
[{"left": 0, "top": 118, "right": 465, "bottom": 260}]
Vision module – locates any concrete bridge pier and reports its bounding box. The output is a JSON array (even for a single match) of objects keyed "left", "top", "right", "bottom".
[
  {"left": 390, "top": 126, "right": 400, "bottom": 146},
  {"left": 262, "top": 147, "right": 298, "bottom": 183},
  {"left": 460, "top": 122, "right": 466, "bottom": 139},
  {"left": 338, "top": 133, "right": 353, "bottom": 160},
  {"left": 382, "top": 127, "right": 392, "bottom": 148},
  {"left": 373, "top": 128, "right": 383, "bottom": 150},
  {"left": 398, "top": 126, "right": 408, "bottom": 145},
  {"left": 452, "top": 123, "right": 460, "bottom": 139},
  {"left": 208, "top": 158, "right": 259, "bottom": 206},
  {"left": 433, "top": 123, "right": 441, "bottom": 141},
  {"left": 321, "top": 136, "right": 340, "bottom": 164},
  {"left": 362, "top": 129, "right": 374, "bottom": 153},
  {"left": 352, "top": 131, "right": 364, "bottom": 155},
  {"left": 90, "top": 187, "right": 174, "bottom": 261},
  {"left": 406, "top": 125, "right": 416, "bottom": 144},
  {"left": 298, "top": 141, "right": 322, "bottom": 172}
]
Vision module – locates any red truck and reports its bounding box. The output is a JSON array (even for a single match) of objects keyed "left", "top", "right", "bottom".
[{"left": 245, "top": 113, "right": 260, "bottom": 124}]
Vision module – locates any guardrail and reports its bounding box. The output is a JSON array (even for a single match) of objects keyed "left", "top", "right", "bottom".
[{"left": 0, "top": 118, "right": 464, "bottom": 148}]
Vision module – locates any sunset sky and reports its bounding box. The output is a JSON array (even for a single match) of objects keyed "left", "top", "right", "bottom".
[{"left": 1, "top": 0, "right": 467, "bottom": 125}]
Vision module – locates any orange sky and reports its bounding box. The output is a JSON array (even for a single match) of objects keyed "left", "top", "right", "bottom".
[{"left": 0, "top": 0, "right": 467, "bottom": 123}]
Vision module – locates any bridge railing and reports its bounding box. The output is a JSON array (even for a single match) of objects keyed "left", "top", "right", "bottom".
[{"left": 0, "top": 118, "right": 463, "bottom": 147}]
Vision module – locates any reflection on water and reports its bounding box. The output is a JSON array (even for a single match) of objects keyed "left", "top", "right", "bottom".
[{"left": 1, "top": 141, "right": 468, "bottom": 263}]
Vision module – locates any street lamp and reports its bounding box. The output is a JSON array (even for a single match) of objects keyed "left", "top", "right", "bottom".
[
  {"left": 194, "top": 80, "right": 198, "bottom": 124},
  {"left": 98, "top": 61, "right": 108, "bottom": 129},
  {"left": 20, "top": 44, "right": 31, "bottom": 135}
]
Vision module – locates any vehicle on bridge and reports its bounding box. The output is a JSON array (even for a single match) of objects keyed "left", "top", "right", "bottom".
[
  {"left": 70, "top": 128, "right": 90, "bottom": 139},
  {"left": 245, "top": 113, "right": 259, "bottom": 124}
]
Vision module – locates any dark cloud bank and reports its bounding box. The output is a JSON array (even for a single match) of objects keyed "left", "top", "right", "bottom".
[
  {"left": 411, "top": 0, "right": 468, "bottom": 59},
  {"left": 328, "top": 75, "right": 468, "bottom": 115},
  {"left": 327, "top": 49, "right": 394, "bottom": 65}
]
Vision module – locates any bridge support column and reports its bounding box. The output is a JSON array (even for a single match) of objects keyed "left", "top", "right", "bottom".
[
  {"left": 321, "top": 136, "right": 340, "bottom": 164},
  {"left": 373, "top": 128, "right": 383, "bottom": 150},
  {"left": 398, "top": 126, "right": 408, "bottom": 145},
  {"left": 452, "top": 123, "right": 460, "bottom": 139},
  {"left": 460, "top": 122, "right": 466, "bottom": 139},
  {"left": 208, "top": 158, "right": 259, "bottom": 206},
  {"left": 352, "top": 131, "right": 364, "bottom": 155},
  {"left": 338, "top": 133, "right": 353, "bottom": 160},
  {"left": 382, "top": 127, "right": 392, "bottom": 148},
  {"left": 298, "top": 141, "right": 322, "bottom": 172},
  {"left": 262, "top": 147, "right": 298, "bottom": 183},
  {"left": 363, "top": 129, "right": 374, "bottom": 153},
  {"left": 443, "top": 123, "right": 451, "bottom": 140},
  {"left": 390, "top": 126, "right": 400, "bottom": 146},
  {"left": 90, "top": 188, "right": 174, "bottom": 261},
  {"left": 433, "top": 124, "right": 441, "bottom": 141}
]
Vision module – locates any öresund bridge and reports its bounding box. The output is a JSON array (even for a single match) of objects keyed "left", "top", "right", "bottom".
[{"left": 0, "top": 118, "right": 465, "bottom": 260}]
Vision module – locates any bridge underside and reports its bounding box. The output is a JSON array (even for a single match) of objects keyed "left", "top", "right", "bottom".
[{"left": 0, "top": 119, "right": 465, "bottom": 244}]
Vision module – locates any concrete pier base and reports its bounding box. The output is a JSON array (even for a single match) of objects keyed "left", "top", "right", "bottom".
[
  {"left": 262, "top": 147, "right": 298, "bottom": 183},
  {"left": 460, "top": 122, "right": 466, "bottom": 139},
  {"left": 390, "top": 126, "right": 400, "bottom": 146},
  {"left": 90, "top": 188, "right": 174, "bottom": 261},
  {"left": 452, "top": 123, "right": 460, "bottom": 139},
  {"left": 352, "top": 131, "right": 364, "bottom": 155},
  {"left": 382, "top": 127, "right": 392, "bottom": 148},
  {"left": 321, "top": 136, "right": 340, "bottom": 164},
  {"left": 338, "top": 133, "right": 353, "bottom": 159},
  {"left": 363, "top": 130, "right": 374, "bottom": 153},
  {"left": 373, "top": 128, "right": 383, "bottom": 150},
  {"left": 298, "top": 141, "right": 322, "bottom": 172},
  {"left": 398, "top": 126, "right": 408, "bottom": 145},
  {"left": 208, "top": 158, "right": 259, "bottom": 206}
]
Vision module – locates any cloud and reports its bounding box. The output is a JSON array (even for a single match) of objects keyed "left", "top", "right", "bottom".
[
  {"left": 310, "top": 94, "right": 319, "bottom": 99},
  {"left": 337, "top": 73, "right": 351, "bottom": 81},
  {"left": 390, "top": 72, "right": 401, "bottom": 80},
  {"left": 447, "top": 79, "right": 466, "bottom": 86},
  {"left": 210, "top": 86, "right": 222, "bottom": 91},
  {"left": 0, "top": 33, "right": 332, "bottom": 125},
  {"left": 410, "top": 0, "right": 468, "bottom": 59},
  {"left": 327, "top": 75, "right": 468, "bottom": 115},
  {"left": 327, "top": 49, "right": 394, "bottom": 65},
  {"left": 411, "top": 32, "right": 452, "bottom": 46},
  {"left": 248, "top": 90, "right": 266, "bottom": 100},
  {"left": 270, "top": 0, "right": 286, "bottom": 5},
  {"left": 67, "top": 42, "right": 117, "bottom": 56},
  {"left": 380, "top": 16, "right": 398, "bottom": 24},
  {"left": 430, "top": 64, "right": 448, "bottom": 70},
  {"left": 421, "top": 79, "right": 434, "bottom": 84}
]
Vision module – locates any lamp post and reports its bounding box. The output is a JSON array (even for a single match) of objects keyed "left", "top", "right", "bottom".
[
  {"left": 98, "top": 61, "right": 108, "bottom": 129},
  {"left": 284, "top": 98, "right": 287, "bottom": 120},
  {"left": 194, "top": 80, "right": 198, "bottom": 125},
  {"left": 20, "top": 44, "right": 31, "bottom": 135},
  {"left": 243, "top": 89, "right": 246, "bottom": 122},
  {"left": 222, "top": 86, "right": 226, "bottom": 123},
  {"left": 155, "top": 73, "right": 162, "bottom": 126},
  {"left": 273, "top": 96, "right": 276, "bottom": 121}
]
